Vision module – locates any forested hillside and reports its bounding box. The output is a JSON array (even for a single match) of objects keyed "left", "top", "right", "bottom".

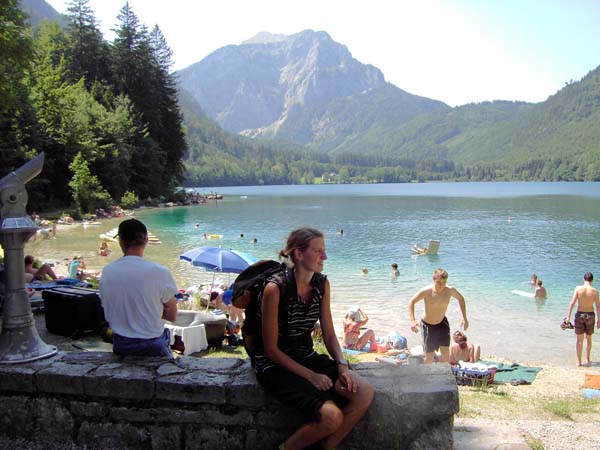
[
  {"left": 339, "top": 66, "right": 600, "bottom": 180},
  {"left": 2, "top": 0, "right": 186, "bottom": 213}
]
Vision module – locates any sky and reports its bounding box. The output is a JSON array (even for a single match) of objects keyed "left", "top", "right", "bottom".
[{"left": 45, "top": 0, "right": 600, "bottom": 107}]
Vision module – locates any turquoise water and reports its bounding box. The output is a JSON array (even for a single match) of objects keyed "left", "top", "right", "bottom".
[{"left": 28, "top": 182, "right": 600, "bottom": 365}]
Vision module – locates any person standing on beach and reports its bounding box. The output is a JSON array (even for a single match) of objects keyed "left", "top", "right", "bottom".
[
  {"left": 99, "top": 218, "right": 178, "bottom": 357},
  {"left": 255, "top": 227, "right": 373, "bottom": 450},
  {"left": 408, "top": 268, "right": 469, "bottom": 364},
  {"left": 566, "top": 272, "right": 600, "bottom": 367}
]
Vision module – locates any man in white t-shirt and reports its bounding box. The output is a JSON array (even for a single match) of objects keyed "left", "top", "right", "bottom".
[{"left": 99, "top": 218, "right": 177, "bottom": 357}]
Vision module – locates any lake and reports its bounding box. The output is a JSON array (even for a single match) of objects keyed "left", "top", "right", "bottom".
[{"left": 27, "top": 182, "right": 600, "bottom": 366}]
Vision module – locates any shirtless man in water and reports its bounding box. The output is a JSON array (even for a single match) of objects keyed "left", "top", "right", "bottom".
[
  {"left": 409, "top": 268, "right": 469, "bottom": 364},
  {"left": 566, "top": 272, "right": 600, "bottom": 367}
]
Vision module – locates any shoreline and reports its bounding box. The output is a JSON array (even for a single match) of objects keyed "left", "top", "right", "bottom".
[{"left": 21, "top": 206, "right": 600, "bottom": 369}]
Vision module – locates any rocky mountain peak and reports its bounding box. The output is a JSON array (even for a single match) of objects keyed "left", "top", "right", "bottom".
[
  {"left": 242, "top": 32, "right": 288, "bottom": 45},
  {"left": 177, "top": 29, "right": 442, "bottom": 145}
]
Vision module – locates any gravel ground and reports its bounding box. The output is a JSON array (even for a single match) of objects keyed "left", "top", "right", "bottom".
[{"left": 514, "top": 420, "right": 600, "bottom": 450}]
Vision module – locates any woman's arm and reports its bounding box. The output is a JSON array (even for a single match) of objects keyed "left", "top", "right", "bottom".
[
  {"left": 320, "top": 280, "right": 358, "bottom": 391},
  {"left": 320, "top": 280, "right": 344, "bottom": 363},
  {"left": 359, "top": 309, "right": 369, "bottom": 326}
]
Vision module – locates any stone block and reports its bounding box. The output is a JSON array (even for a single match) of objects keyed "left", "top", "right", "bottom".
[
  {"left": 33, "top": 397, "right": 75, "bottom": 442},
  {"left": 59, "top": 351, "right": 118, "bottom": 365},
  {"left": 255, "top": 408, "right": 304, "bottom": 430},
  {"left": 0, "top": 395, "right": 35, "bottom": 437},
  {"left": 69, "top": 400, "right": 107, "bottom": 419},
  {"left": 243, "top": 427, "right": 288, "bottom": 450},
  {"left": 110, "top": 406, "right": 154, "bottom": 423},
  {"left": 83, "top": 362, "right": 155, "bottom": 400},
  {"left": 174, "top": 356, "right": 242, "bottom": 372},
  {"left": 147, "top": 424, "right": 181, "bottom": 450},
  {"left": 157, "top": 361, "right": 186, "bottom": 376},
  {"left": 36, "top": 361, "right": 97, "bottom": 395},
  {"left": 0, "top": 364, "right": 37, "bottom": 392},
  {"left": 196, "top": 406, "right": 255, "bottom": 427},
  {"left": 0, "top": 353, "right": 59, "bottom": 392},
  {"left": 185, "top": 426, "right": 244, "bottom": 450},
  {"left": 226, "top": 363, "right": 270, "bottom": 408},
  {"left": 78, "top": 421, "right": 149, "bottom": 450},
  {"left": 156, "top": 370, "right": 230, "bottom": 404}
]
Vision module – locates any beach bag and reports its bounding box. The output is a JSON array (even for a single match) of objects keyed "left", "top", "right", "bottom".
[
  {"left": 231, "top": 260, "right": 291, "bottom": 363},
  {"left": 387, "top": 332, "right": 407, "bottom": 350},
  {"left": 232, "top": 260, "right": 326, "bottom": 365}
]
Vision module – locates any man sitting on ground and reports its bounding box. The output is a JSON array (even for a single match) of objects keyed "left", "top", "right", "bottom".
[
  {"left": 24, "top": 255, "right": 58, "bottom": 282},
  {"left": 449, "top": 330, "right": 481, "bottom": 365},
  {"left": 99, "top": 218, "right": 177, "bottom": 357}
]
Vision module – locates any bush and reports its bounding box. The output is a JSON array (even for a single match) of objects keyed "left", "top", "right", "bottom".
[{"left": 120, "top": 191, "right": 139, "bottom": 209}]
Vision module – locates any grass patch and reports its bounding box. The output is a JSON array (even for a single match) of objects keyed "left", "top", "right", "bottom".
[
  {"left": 198, "top": 345, "right": 248, "bottom": 358},
  {"left": 458, "top": 386, "right": 514, "bottom": 418},
  {"left": 542, "top": 398, "right": 600, "bottom": 420},
  {"left": 524, "top": 433, "right": 545, "bottom": 450}
]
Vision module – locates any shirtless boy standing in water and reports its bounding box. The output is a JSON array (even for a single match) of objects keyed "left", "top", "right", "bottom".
[
  {"left": 409, "top": 268, "right": 469, "bottom": 364},
  {"left": 566, "top": 272, "right": 600, "bottom": 367}
]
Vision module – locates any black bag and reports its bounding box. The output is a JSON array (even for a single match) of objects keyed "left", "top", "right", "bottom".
[
  {"left": 231, "top": 260, "right": 291, "bottom": 362},
  {"left": 42, "top": 287, "right": 105, "bottom": 338}
]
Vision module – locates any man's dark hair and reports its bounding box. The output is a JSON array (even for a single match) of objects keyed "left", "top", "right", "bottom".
[
  {"left": 584, "top": 272, "right": 593, "bottom": 282},
  {"left": 117, "top": 219, "right": 147, "bottom": 247}
]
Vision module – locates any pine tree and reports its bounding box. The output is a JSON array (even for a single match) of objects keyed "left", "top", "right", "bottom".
[
  {"left": 64, "top": 0, "right": 111, "bottom": 88},
  {"left": 0, "top": 0, "right": 36, "bottom": 178}
]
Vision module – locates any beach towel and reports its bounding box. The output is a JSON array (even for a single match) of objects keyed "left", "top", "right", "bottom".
[
  {"left": 582, "top": 388, "right": 600, "bottom": 399},
  {"left": 26, "top": 278, "right": 91, "bottom": 290},
  {"left": 342, "top": 341, "right": 373, "bottom": 355},
  {"left": 480, "top": 360, "right": 542, "bottom": 384},
  {"left": 583, "top": 373, "right": 600, "bottom": 390}
]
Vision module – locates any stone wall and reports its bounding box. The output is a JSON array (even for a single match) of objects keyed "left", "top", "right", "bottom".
[{"left": 0, "top": 352, "right": 458, "bottom": 449}]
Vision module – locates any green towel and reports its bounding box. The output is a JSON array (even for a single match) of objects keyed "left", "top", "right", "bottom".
[{"left": 481, "top": 360, "right": 542, "bottom": 384}]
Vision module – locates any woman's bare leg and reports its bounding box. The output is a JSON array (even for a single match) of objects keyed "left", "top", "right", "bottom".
[
  {"left": 321, "top": 375, "right": 374, "bottom": 449},
  {"left": 283, "top": 401, "right": 343, "bottom": 450}
]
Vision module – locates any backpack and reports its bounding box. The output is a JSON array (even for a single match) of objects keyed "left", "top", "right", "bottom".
[
  {"left": 231, "top": 260, "right": 292, "bottom": 363},
  {"left": 231, "top": 260, "right": 326, "bottom": 365}
]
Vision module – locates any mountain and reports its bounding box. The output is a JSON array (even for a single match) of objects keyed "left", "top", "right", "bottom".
[
  {"left": 178, "top": 29, "right": 600, "bottom": 180},
  {"left": 177, "top": 30, "right": 447, "bottom": 148},
  {"left": 19, "top": 0, "right": 65, "bottom": 28}
]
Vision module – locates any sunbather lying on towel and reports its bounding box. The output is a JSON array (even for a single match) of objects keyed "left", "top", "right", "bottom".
[{"left": 24, "top": 255, "right": 58, "bottom": 282}]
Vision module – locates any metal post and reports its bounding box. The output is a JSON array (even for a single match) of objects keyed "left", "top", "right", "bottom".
[{"left": 0, "top": 153, "right": 57, "bottom": 363}]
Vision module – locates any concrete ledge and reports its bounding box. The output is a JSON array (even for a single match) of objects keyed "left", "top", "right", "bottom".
[{"left": 0, "top": 352, "right": 458, "bottom": 449}]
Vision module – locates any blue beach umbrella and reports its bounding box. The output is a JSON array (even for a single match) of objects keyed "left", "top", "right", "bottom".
[
  {"left": 179, "top": 247, "right": 258, "bottom": 309},
  {"left": 179, "top": 247, "right": 258, "bottom": 274}
]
